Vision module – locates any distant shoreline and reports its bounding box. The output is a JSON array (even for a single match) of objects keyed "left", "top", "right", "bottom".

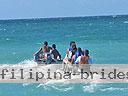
[{"left": 0, "top": 14, "right": 128, "bottom": 21}]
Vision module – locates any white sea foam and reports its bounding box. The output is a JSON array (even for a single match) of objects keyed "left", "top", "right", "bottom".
[
  {"left": 89, "top": 23, "right": 93, "bottom": 26},
  {"left": 83, "top": 84, "right": 98, "bottom": 93},
  {"left": 34, "top": 23, "right": 38, "bottom": 25},
  {"left": 83, "top": 85, "right": 128, "bottom": 93},
  {"left": 36, "top": 42, "right": 42, "bottom": 45},
  {"left": 6, "top": 38, "right": 10, "bottom": 41},
  {"left": 79, "top": 35, "right": 88, "bottom": 38},
  {"left": 37, "top": 83, "right": 73, "bottom": 92},
  {"left": 18, "top": 59, "right": 38, "bottom": 67},
  {"left": 3, "top": 28, "right": 6, "bottom": 31},
  {"left": 65, "top": 34, "right": 74, "bottom": 37},
  {"left": 100, "top": 87, "right": 128, "bottom": 92},
  {"left": 12, "top": 52, "right": 16, "bottom": 55},
  {"left": 23, "top": 83, "right": 31, "bottom": 87},
  {"left": 123, "top": 21, "right": 128, "bottom": 24},
  {"left": 25, "top": 23, "right": 29, "bottom": 26},
  {"left": 49, "top": 85, "right": 73, "bottom": 92},
  {"left": 109, "top": 22, "right": 112, "bottom": 24}
]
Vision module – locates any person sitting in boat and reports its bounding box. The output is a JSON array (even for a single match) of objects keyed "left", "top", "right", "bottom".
[
  {"left": 42, "top": 41, "right": 52, "bottom": 63},
  {"left": 51, "top": 44, "right": 61, "bottom": 61},
  {"left": 34, "top": 48, "right": 43, "bottom": 64},
  {"left": 42, "top": 41, "right": 52, "bottom": 53},
  {"left": 84, "top": 49, "right": 92, "bottom": 64},
  {"left": 72, "top": 47, "right": 83, "bottom": 64},
  {"left": 63, "top": 41, "right": 77, "bottom": 64},
  {"left": 75, "top": 49, "right": 91, "bottom": 64},
  {"left": 34, "top": 41, "right": 52, "bottom": 64}
]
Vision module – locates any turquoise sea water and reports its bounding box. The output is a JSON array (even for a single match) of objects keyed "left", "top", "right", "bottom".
[{"left": 0, "top": 15, "right": 128, "bottom": 96}]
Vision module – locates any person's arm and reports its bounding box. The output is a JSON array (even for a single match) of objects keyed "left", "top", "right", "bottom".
[
  {"left": 57, "top": 50, "right": 61, "bottom": 60},
  {"left": 75, "top": 56, "right": 80, "bottom": 64},
  {"left": 34, "top": 47, "right": 42, "bottom": 55},
  {"left": 49, "top": 46, "right": 52, "bottom": 53},
  {"left": 64, "top": 49, "right": 69, "bottom": 59},
  {"left": 59, "top": 54, "right": 61, "bottom": 60}
]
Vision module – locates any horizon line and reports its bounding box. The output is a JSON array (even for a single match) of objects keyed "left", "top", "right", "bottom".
[{"left": 0, "top": 14, "right": 128, "bottom": 21}]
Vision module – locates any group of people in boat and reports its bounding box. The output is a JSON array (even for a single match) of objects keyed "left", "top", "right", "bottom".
[
  {"left": 62, "top": 41, "right": 92, "bottom": 64},
  {"left": 34, "top": 41, "right": 92, "bottom": 64},
  {"left": 34, "top": 41, "right": 61, "bottom": 64}
]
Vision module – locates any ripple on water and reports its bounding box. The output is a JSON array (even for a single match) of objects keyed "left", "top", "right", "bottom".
[{"left": 123, "top": 21, "right": 128, "bottom": 24}]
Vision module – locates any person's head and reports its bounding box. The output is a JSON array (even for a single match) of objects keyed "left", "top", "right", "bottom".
[
  {"left": 82, "top": 49, "right": 89, "bottom": 56},
  {"left": 70, "top": 41, "right": 75, "bottom": 47},
  {"left": 78, "top": 47, "right": 82, "bottom": 53},
  {"left": 52, "top": 44, "right": 56, "bottom": 49},
  {"left": 72, "top": 42, "right": 77, "bottom": 50},
  {"left": 44, "top": 41, "right": 48, "bottom": 46}
]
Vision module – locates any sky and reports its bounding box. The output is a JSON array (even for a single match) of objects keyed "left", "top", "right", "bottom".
[{"left": 0, "top": 0, "right": 128, "bottom": 19}]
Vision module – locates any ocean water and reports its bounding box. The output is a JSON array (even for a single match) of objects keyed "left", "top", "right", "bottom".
[{"left": 0, "top": 15, "right": 128, "bottom": 96}]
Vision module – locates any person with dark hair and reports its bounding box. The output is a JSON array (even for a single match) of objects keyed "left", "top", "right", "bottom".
[
  {"left": 42, "top": 41, "right": 52, "bottom": 63},
  {"left": 75, "top": 49, "right": 92, "bottom": 64},
  {"left": 51, "top": 44, "right": 61, "bottom": 60},
  {"left": 34, "top": 48, "right": 43, "bottom": 64},
  {"left": 34, "top": 41, "right": 52, "bottom": 64},
  {"left": 43, "top": 41, "right": 52, "bottom": 53},
  {"left": 63, "top": 41, "right": 77, "bottom": 64},
  {"left": 73, "top": 47, "right": 83, "bottom": 63}
]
